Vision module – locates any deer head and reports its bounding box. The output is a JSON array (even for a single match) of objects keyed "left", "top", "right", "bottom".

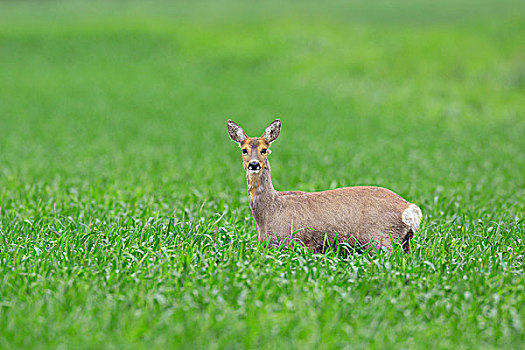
[{"left": 227, "top": 119, "right": 281, "bottom": 175}]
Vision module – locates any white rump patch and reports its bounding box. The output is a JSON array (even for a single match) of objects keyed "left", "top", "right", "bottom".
[{"left": 402, "top": 204, "right": 422, "bottom": 232}]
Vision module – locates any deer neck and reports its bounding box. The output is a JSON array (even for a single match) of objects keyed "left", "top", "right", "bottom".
[{"left": 247, "top": 161, "right": 278, "bottom": 216}]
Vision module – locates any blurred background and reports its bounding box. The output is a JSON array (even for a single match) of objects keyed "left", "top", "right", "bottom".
[
  {"left": 1, "top": 2, "right": 524, "bottom": 348},
  {"left": 0, "top": 0, "right": 524, "bottom": 212}
]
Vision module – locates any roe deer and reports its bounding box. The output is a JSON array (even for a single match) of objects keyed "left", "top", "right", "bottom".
[{"left": 227, "top": 119, "right": 422, "bottom": 253}]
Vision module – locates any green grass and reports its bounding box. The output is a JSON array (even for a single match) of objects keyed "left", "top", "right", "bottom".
[{"left": 0, "top": 0, "right": 524, "bottom": 348}]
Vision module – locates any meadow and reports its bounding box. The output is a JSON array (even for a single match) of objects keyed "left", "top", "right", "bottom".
[{"left": 0, "top": 0, "right": 524, "bottom": 348}]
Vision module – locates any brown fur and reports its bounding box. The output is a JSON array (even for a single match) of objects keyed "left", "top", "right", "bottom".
[
  {"left": 227, "top": 119, "right": 422, "bottom": 253},
  {"left": 240, "top": 137, "right": 270, "bottom": 172}
]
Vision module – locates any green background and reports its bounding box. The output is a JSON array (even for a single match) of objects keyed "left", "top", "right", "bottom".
[{"left": 0, "top": 1, "right": 524, "bottom": 348}]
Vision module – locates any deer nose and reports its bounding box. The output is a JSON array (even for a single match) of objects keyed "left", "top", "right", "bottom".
[{"left": 248, "top": 161, "right": 261, "bottom": 170}]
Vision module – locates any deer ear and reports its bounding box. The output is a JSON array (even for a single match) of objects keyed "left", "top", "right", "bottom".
[
  {"left": 262, "top": 119, "right": 281, "bottom": 143},
  {"left": 227, "top": 120, "right": 247, "bottom": 144}
]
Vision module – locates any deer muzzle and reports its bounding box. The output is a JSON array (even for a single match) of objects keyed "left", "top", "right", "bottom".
[{"left": 247, "top": 160, "right": 261, "bottom": 173}]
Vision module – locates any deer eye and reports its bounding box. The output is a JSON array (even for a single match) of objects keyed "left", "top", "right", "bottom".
[
  {"left": 242, "top": 149, "right": 248, "bottom": 154},
  {"left": 261, "top": 149, "right": 267, "bottom": 154}
]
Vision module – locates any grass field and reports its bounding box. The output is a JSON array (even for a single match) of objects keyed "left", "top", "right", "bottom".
[{"left": 0, "top": 0, "right": 524, "bottom": 348}]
